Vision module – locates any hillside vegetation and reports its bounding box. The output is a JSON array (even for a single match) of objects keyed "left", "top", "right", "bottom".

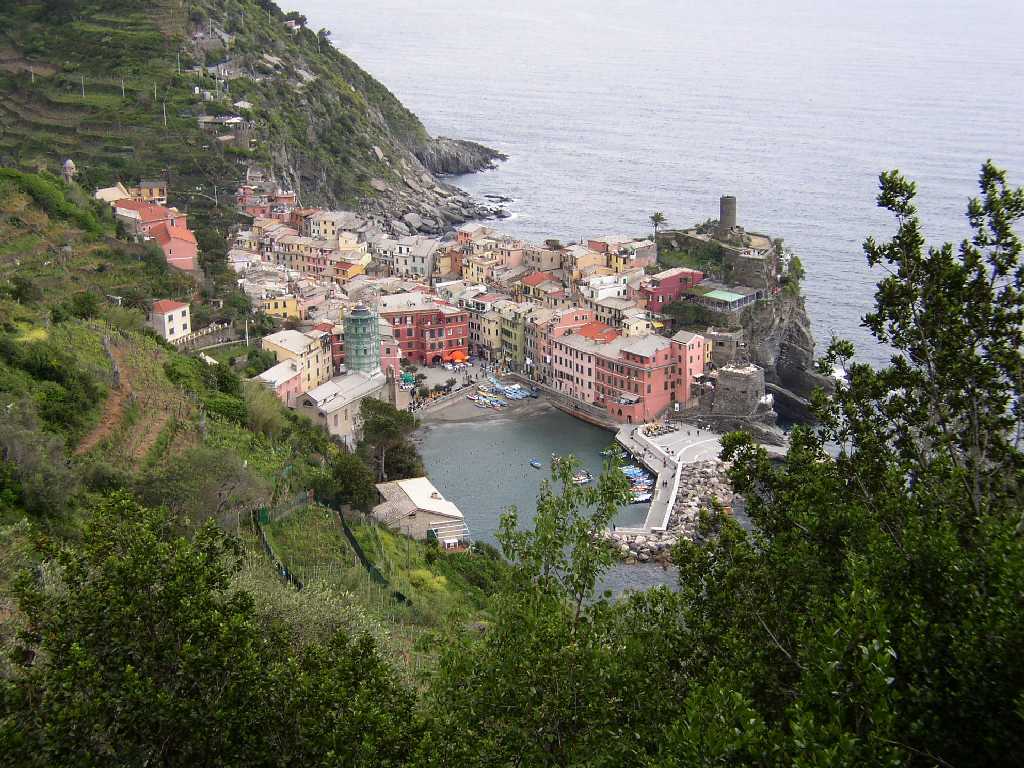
[
  {"left": 0, "top": 0, "right": 499, "bottom": 229},
  {"left": 0, "top": 170, "right": 504, "bottom": 692}
]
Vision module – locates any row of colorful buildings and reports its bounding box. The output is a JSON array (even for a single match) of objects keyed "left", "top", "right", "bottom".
[{"left": 228, "top": 180, "right": 780, "bottom": 428}]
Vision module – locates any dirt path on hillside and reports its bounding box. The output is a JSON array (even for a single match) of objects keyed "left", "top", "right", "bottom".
[{"left": 74, "top": 347, "right": 131, "bottom": 456}]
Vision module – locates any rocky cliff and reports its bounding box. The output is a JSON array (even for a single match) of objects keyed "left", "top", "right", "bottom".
[
  {"left": 414, "top": 138, "right": 507, "bottom": 176},
  {"left": 743, "top": 291, "right": 834, "bottom": 423}
]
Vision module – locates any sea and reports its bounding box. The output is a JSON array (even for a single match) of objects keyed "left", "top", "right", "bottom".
[
  {"left": 300, "top": 0, "right": 1024, "bottom": 368},
  {"left": 296, "top": 0, "right": 1024, "bottom": 590}
]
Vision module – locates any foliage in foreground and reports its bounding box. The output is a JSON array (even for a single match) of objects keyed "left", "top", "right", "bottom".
[
  {"left": 423, "top": 162, "right": 1024, "bottom": 767},
  {"left": 0, "top": 494, "right": 419, "bottom": 768}
]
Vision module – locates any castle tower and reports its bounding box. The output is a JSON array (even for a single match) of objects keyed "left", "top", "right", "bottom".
[
  {"left": 718, "top": 195, "right": 737, "bottom": 235},
  {"left": 344, "top": 303, "right": 381, "bottom": 375}
]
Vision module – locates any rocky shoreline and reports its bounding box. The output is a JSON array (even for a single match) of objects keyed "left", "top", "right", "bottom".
[
  {"left": 601, "top": 460, "right": 734, "bottom": 565},
  {"left": 414, "top": 137, "right": 508, "bottom": 176}
]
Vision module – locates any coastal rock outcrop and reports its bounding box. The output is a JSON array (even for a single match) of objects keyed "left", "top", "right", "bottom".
[
  {"left": 414, "top": 137, "right": 508, "bottom": 176},
  {"left": 744, "top": 292, "right": 834, "bottom": 423}
]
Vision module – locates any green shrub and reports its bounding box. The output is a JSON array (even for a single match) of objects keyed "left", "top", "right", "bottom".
[
  {"left": 201, "top": 391, "right": 247, "bottom": 424},
  {"left": 0, "top": 169, "right": 103, "bottom": 235}
]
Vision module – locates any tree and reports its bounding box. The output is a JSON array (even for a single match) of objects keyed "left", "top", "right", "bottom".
[
  {"left": 0, "top": 400, "right": 78, "bottom": 520},
  {"left": 243, "top": 380, "right": 287, "bottom": 439},
  {"left": 315, "top": 450, "right": 377, "bottom": 512},
  {"left": 650, "top": 211, "right": 666, "bottom": 261},
  {"left": 0, "top": 493, "right": 420, "bottom": 767},
  {"left": 9, "top": 276, "right": 42, "bottom": 304},
  {"left": 316, "top": 27, "right": 331, "bottom": 55},
  {"left": 134, "top": 446, "right": 269, "bottom": 528},
  {"left": 671, "top": 162, "right": 1024, "bottom": 766},
  {"left": 357, "top": 398, "right": 423, "bottom": 481},
  {"left": 422, "top": 458, "right": 641, "bottom": 765}
]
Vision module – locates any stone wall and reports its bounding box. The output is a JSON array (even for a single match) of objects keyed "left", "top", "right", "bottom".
[{"left": 711, "top": 364, "right": 765, "bottom": 416}]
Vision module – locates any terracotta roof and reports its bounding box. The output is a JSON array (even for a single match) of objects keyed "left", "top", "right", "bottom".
[
  {"left": 152, "top": 299, "right": 188, "bottom": 313},
  {"left": 521, "top": 270, "right": 554, "bottom": 287},
  {"left": 153, "top": 222, "right": 197, "bottom": 245},
  {"left": 115, "top": 199, "right": 180, "bottom": 223},
  {"left": 577, "top": 321, "right": 619, "bottom": 342}
]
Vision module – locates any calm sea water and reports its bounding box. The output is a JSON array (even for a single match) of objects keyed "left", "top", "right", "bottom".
[
  {"left": 415, "top": 406, "right": 678, "bottom": 593},
  {"left": 300, "top": 0, "right": 1024, "bottom": 367}
]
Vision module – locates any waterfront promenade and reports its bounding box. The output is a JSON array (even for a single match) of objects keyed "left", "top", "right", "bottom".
[{"left": 614, "top": 423, "right": 723, "bottom": 534}]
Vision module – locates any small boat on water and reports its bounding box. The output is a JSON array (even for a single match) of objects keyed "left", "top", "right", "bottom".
[
  {"left": 572, "top": 470, "right": 593, "bottom": 485},
  {"left": 466, "top": 394, "right": 479, "bottom": 401},
  {"left": 530, "top": 459, "right": 543, "bottom": 469},
  {"left": 632, "top": 492, "right": 652, "bottom": 503}
]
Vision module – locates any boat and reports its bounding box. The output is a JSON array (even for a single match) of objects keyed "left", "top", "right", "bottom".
[
  {"left": 631, "top": 492, "right": 653, "bottom": 503},
  {"left": 530, "top": 459, "right": 542, "bottom": 469},
  {"left": 572, "top": 470, "right": 593, "bottom": 485},
  {"left": 466, "top": 394, "right": 479, "bottom": 401}
]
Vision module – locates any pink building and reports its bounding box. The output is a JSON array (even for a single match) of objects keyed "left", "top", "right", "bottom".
[
  {"left": 528, "top": 307, "right": 597, "bottom": 385},
  {"left": 552, "top": 327, "right": 707, "bottom": 424},
  {"left": 152, "top": 223, "right": 197, "bottom": 272},
  {"left": 670, "top": 330, "right": 706, "bottom": 408},
  {"left": 113, "top": 199, "right": 188, "bottom": 237},
  {"left": 632, "top": 267, "right": 705, "bottom": 312},
  {"left": 551, "top": 334, "right": 601, "bottom": 406},
  {"left": 256, "top": 359, "right": 304, "bottom": 404},
  {"left": 379, "top": 324, "right": 402, "bottom": 379}
]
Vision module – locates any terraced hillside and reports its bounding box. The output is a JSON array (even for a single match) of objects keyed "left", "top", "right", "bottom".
[{"left": 0, "top": 0, "right": 501, "bottom": 231}]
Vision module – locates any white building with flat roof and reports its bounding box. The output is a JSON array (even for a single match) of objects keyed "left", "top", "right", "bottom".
[{"left": 372, "top": 477, "right": 470, "bottom": 547}]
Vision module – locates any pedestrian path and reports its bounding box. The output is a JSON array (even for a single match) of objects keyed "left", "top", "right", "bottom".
[{"left": 613, "top": 422, "right": 724, "bottom": 534}]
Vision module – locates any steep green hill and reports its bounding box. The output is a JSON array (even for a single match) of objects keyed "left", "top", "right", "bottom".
[
  {"left": 0, "top": 0, "right": 501, "bottom": 232},
  {"left": 0, "top": 171, "right": 505, "bottom": 681}
]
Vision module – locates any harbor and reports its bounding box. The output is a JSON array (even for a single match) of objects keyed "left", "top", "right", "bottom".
[{"left": 416, "top": 390, "right": 680, "bottom": 592}]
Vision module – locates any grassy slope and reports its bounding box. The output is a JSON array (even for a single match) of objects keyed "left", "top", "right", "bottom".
[
  {"left": 0, "top": 0, "right": 431, "bottom": 211},
  {"left": 0, "top": 172, "right": 505, "bottom": 675},
  {"left": 264, "top": 506, "right": 505, "bottom": 675}
]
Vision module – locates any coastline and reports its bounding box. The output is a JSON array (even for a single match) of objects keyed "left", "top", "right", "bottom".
[{"left": 418, "top": 390, "right": 556, "bottom": 427}]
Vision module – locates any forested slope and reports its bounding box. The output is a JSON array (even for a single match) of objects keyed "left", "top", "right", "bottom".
[{"left": 0, "top": 0, "right": 502, "bottom": 232}]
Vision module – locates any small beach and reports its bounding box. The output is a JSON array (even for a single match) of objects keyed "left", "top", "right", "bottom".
[{"left": 418, "top": 388, "right": 555, "bottom": 425}]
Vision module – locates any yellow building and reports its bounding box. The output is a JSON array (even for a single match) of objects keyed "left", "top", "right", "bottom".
[
  {"left": 262, "top": 329, "right": 332, "bottom": 393},
  {"left": 258, "top": 294, "right": 300, "bottom": 320},
  {"left": 464, "top": 254, "right": 500, "bottom": 285}
]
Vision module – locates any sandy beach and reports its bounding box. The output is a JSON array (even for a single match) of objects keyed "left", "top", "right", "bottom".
[{"left": 418, "top": 390, "right": 556, "bottom": 426}]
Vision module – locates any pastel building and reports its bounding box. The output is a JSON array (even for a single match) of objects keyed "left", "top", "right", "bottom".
[
  {"left": 256, "top": 359, "right": 304, "bottom": 404},
  {"left": 378, "top": 293, "right": 469, "bottom": 365},
  {"left": 151, "top": 223, "right": 197, "bottom": 272},
  {"left": 526, "top": 306, "right": 596, "bottom": 385},
  {"left": 550, "top": 328, "right": 707, "bottom": 424},
  {"left": 148, "top": 300, "right": 190, "bottom": 343},
  {"left": 295, "top": 372, "right": 391, "bottom": 449},
  {"left": 632, "top": 267, "right": 705, "bottom": 313},
  {"left": 261, "top": 329, "right": 332, "bottom": 398}
]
